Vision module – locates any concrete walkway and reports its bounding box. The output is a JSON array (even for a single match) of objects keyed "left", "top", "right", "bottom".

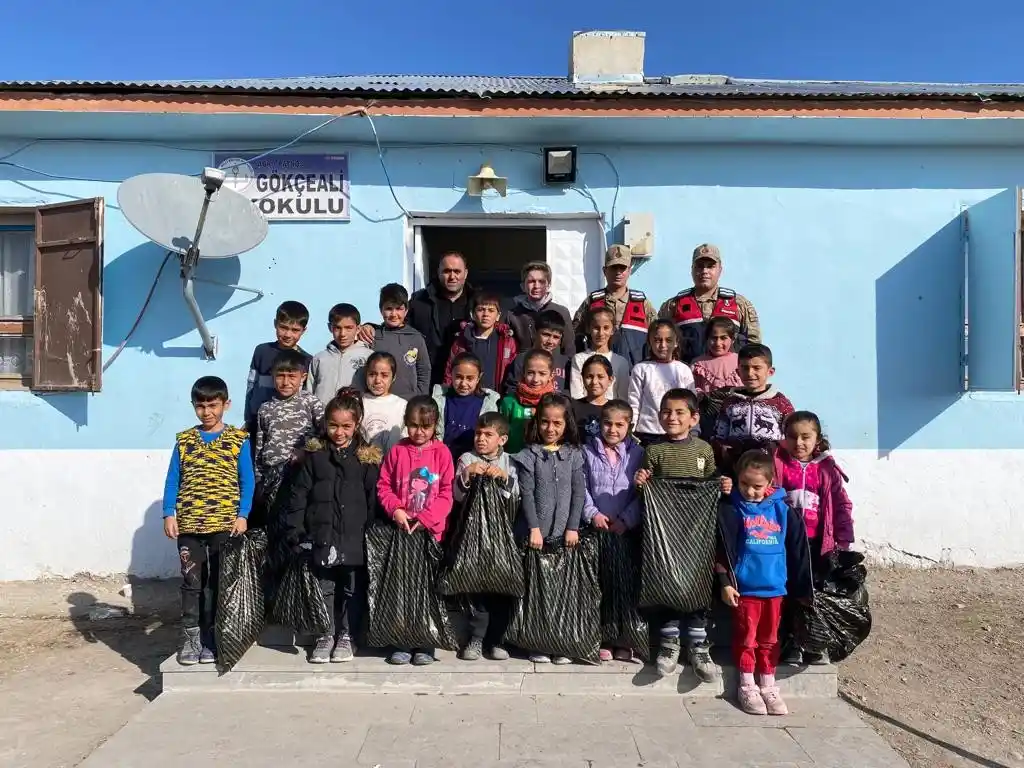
[{"left": 81, "top": 691, "right": 909, "bottom": 767}]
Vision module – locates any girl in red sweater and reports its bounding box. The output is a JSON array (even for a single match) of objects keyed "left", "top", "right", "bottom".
[{"left": 774, "top": 410, "right": 854, "bottom": 665}]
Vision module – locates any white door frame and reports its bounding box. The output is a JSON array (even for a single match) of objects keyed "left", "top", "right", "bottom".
[{"left": 403, "top": 212, "right": 607, "bottom": 309}]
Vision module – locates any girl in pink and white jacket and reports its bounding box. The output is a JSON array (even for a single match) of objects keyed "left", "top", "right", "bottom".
[
  {"left": 376, "top": 395, "right": 455, "bottom": 668},
  {"left": 774, "top": 410, "right": 854, "bottom": 665}
]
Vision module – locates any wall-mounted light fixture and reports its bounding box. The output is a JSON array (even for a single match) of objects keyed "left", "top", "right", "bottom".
[
  {"left": 467, "top": 163, "right": 508, "bottom": 197},
  {"left": 543, "top": 146, "right": 578, "bottom": 184}
]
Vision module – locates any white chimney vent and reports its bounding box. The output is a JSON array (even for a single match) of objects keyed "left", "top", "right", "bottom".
[{"left": 570, "top": 31, "right": 645, "bottom": 86}]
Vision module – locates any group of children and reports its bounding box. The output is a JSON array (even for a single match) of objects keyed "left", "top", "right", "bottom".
[{"left": 164, "top": 266, "right": 854, "bottom": 718}]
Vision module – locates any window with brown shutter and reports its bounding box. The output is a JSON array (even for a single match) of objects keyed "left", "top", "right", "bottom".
[{"left": 0, "top": 198, "right": 103, "bottom": 391}]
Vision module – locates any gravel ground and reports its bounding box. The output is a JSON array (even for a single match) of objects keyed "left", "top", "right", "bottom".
[{"left": 0, "top": 568, "right": 1021, "bottom": 767}]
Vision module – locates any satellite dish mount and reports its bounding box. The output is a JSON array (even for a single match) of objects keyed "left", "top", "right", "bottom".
[{"left": 118, "top": 167, "right": 269, "bottom": 360}]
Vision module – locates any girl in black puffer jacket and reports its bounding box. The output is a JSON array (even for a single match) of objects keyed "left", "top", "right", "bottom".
[{"left": 285, "top": 389, "right": 382, "bottom": 664}]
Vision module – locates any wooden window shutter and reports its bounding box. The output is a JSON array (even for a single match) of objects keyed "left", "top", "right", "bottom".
[{"left": 32, "top": 198, "right": 104, "bottom": 392}]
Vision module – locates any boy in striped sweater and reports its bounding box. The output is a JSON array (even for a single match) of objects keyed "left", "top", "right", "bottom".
[{"left": 635, "top": 388, "right": 728, "bottom": 681}]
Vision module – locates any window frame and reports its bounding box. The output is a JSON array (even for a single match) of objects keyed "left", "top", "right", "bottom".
[
  {"left": 0, "top": 200, "right": 104, "bottom": 392},
  {"left": 0, "top": 216, "right": 37, "bottom": 388}
]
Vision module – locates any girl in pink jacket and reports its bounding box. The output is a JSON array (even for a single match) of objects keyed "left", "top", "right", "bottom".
[
  {"left": 774, "top": 410, "right": 854, "bottom": 666},
  {"left": 377, "top": 396, "right": 456, "bottom": 544},
  {"left": 376, "top": 395, "right": 455, "bottom": 667},
  {"left": 691, "top": 317, "right": 743, "bottom": 395}
]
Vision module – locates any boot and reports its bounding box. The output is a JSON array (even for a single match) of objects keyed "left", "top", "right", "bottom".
[{"left": 177, "top": 627, "right": 202, "bottom": 666}]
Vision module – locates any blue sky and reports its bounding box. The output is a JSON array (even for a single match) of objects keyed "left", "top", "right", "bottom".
[{"left": 5, "top": 0, "right": 1023, "bottom": 84}]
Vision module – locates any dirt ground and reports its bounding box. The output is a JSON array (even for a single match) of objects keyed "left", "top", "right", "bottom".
[{"left": 0, "top": 568, "right": 1021, "bottom": 768}]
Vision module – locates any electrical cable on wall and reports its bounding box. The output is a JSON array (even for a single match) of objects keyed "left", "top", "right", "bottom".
[
  {"left": 102, "top": 250, "right": 172, "bottom": 372},
  {"left": 6, "top": 109, "right": 623, "bottom": 371}
]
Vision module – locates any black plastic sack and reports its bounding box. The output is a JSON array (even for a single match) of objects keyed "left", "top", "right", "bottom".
[
  {"left": 438, "top": 477, "right": 524, "bottom": 597},
  {"left": 598, "top": 530, "right": 649, "bottom": 660},
  {"left": 366, "top": 523, "right": 457, "bottom": 651},
  {"left": 271, "top": 551, "right": 331, "bottom": 637},
  {"left": 799, "top": 550, "right": 872, "bottom": 662},
  {"left": 506, "top": 536, "right": 601, "bottom": 663},
  {"left": 215, "top": 529, "right": 268, "bottom": 669},
  {"left": 639, "top": 477, "right": 721, "bottom": 614}
]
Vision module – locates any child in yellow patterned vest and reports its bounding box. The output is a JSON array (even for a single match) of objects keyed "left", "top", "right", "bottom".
[{"left": 163, "top": 376, "right": 255, "bottom": 666}]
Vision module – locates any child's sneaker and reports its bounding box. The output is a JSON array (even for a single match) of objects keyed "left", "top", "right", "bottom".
[
  {"left": 655, "top": 637, "right": 680, "bottom": 677},
  {"left": 760, "top": 686, "right": 789, "bottom": 715},
  {"left": 738, "top": 684, "right": 768, "bottom": 715},
  {"left": 804, "top": 650, "right": 830, "bottom": 666},
  {"left": 309, "top": 635, "right": 333, "bottom": 664},
  {"left": 529, "top": 653, "right": 551, "bottom": 664},
  {"left": 411, "top": 651, "right": 435, "bottom": 666},
  {"left": 199, "top": 643, "right": 217, "bottom": 665},
  {"left": 460, "top": 638, "right": 484, "bottom": 661},
  {"left": 687, "top": 641, "right": 717, "bottom": 682},
  {"left": 613, "top": 648, "right": 634, "bottom": 662},
  {"left": 177, "top": 627, "right": 202, "bottom": 666},
  {"left": 330, "top": 635, "right": 354, "bottom": 663},
  {"left": 486, "top": 645, "right": 509, "bottom": 661},
  {"left": 552, "top": 656, "right": 572, "bottom": 665},
  {"left": 388, "top": 650, "right": 412, "bottom": 665},
  {"left": 780, "top": 645, "right": 803, "bottom": 666},
  {"left": 599, "top": 647, "right": 613, "bottom": 662}
]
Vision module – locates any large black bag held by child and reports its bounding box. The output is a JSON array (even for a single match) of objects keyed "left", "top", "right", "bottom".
[
  {"left": 439, "top": 477, "right": 524, "bottom": 597},
  {"left": 215, "top": 529, "right": 268, "bottom": 670},
  {"left": 505, "top": 535, "right": 602, "bottom": 663},
  {"left": 639, "top": 477, "right": 721, "bottom": 614},
  {"left": 598, "top": 530, "right": 649, "bottom": 660},
  {"left": 271, "top": 550, "right": 332, "bottom": 637},
  {"left": 799, "top": 550, "right": 872, "bottom": 662},
  {"left": 366, "top": 522, "right": 457, "bottom": 651}
]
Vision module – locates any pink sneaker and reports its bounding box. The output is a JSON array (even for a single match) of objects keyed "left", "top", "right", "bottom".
[
  {"left": 738, "top": 684, "right": 767, "bottom": 715},
  {"left": 613, "top": 648, "right": 633, "bottom": 662},
  {"left": 760, "top": 686, "right": 789, "bottom": 716},
  {"left": 598, "top": 648, "right": 613, "bottom": 662}
]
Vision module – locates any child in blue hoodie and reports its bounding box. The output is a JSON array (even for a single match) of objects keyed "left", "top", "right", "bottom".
[{"left": 716, "top": 450, "right": 812, "bottom": 717}]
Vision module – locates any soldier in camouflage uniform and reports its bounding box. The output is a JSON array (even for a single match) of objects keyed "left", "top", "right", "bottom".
[
  {"left": 572, "top": 245, "right": 658, "bottom": 367},
  {"left": 658, "top": 244, "right": 761, "bottom": 364}
]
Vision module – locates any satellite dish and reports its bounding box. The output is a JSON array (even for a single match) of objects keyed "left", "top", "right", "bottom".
[
  {"left": 118, "top": 172, "right": 267, "bottom": 259},
  {"left": 116, "top": 169, "right": 270, "bottom": 361}
]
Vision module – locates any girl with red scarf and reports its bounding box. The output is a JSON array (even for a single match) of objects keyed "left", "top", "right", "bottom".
[{"left": 499, "top": 349, "right": 556, "bottom": 453}]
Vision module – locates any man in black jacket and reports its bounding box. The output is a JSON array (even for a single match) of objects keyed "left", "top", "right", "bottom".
[{"left": 359, "top": 251, "right": 476, "bottom": 387}]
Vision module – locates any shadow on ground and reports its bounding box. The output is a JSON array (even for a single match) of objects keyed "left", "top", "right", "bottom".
[
  {"left": 842, "top": 693, "right": 1014, "bottom": 768},
  {"left": 67, "top": 581, "right": 180, "bottom": 701}
]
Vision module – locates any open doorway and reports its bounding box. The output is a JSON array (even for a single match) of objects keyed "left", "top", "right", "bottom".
[
  {"left": 420, "top": 226, "right": 546, "bottom": 302},
  {"left": 407, "top": 214, "right": 606, "bottom": 312}
]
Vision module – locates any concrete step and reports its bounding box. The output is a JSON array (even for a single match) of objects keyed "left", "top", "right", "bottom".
[{"left": 161, "top": 642, "right": 838, "bottom": 697}]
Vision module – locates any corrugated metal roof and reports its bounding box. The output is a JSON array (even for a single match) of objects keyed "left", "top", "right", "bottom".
[{"left": 3, "top": 75, "right": 1024, "bottom": 100}]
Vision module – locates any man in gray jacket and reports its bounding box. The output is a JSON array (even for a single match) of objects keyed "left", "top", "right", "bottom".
[
  {"left": 375, "top": 283, "right": 431, "bottom": 399},
  {"left": 305, "top": 303, "right": 372, "bottom": 403}
]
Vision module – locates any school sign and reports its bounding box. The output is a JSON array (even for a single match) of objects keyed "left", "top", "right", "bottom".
[{"left": 214, "top": 153, "right": 350, "bottom": 220}]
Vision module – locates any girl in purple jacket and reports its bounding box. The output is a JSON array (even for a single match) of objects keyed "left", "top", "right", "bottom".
[
  {"left": 774, "top": 410, "right": 855, "bottom": 665},
  {"left": 581, "top": 399, "right": 645, "bottom": 662}
]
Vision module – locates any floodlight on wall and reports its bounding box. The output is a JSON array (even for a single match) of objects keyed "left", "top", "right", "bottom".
[
  {"left": 543, "top": 146, "right": 578, "bottom": 184},
  {"left": 467, "top": 163, "right": 508, "bottom": 197}
]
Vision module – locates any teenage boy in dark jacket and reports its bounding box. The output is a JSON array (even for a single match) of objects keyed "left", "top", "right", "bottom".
[
  {"left": 374, "top": 283, "right": 431, "bottom": 399},
  {"left": 285, "top": 393, "right": 382, "bottom": 664}
]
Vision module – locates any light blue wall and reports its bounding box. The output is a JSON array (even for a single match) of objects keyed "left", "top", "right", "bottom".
[{"left": 1, "top": 128, "right": 1023, "bottom": 452}]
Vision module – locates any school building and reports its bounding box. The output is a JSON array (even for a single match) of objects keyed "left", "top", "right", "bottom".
[{"left": 1, "top": 31, "right": 1022, "bottom": 579}]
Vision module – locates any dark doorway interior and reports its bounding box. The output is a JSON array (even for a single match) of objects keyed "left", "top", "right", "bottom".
[{"left": 421, "top": 226, "right": 546, "bottom": 302}]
